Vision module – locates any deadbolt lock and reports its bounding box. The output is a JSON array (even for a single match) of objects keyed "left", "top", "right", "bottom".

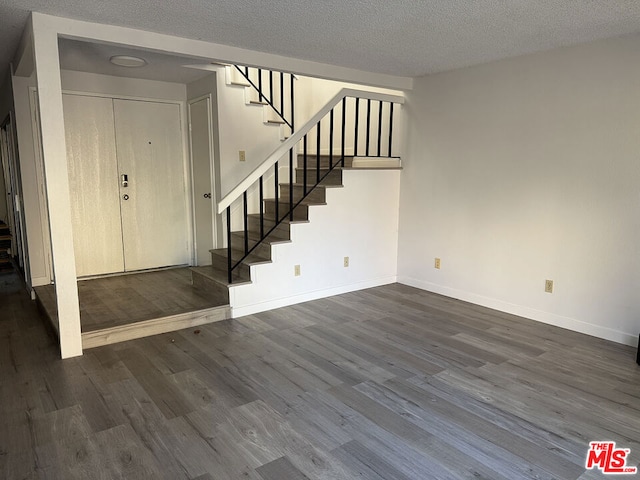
[{"left": 123, "top": 194, "right": 129, "bottom": 201}]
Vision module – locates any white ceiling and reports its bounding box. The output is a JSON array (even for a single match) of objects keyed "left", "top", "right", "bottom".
[
  {"left": 3, "top": 0, "right": 640, "bottom": 83},
  {"left": 58, "top": 39, "right": 214, "bottom": 84}
]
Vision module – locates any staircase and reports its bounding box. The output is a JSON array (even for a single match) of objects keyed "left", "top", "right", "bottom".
[
  {"left": 191, "top": 87, "right": 404, "bottom": 315},
  {"left": 0, "top": 221, "right": 12, "bottom": 273},
  {"left": 191, "top": 154, "right": 354, "bottom": 288}
]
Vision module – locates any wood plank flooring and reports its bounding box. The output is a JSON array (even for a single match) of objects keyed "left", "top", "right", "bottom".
[
  {"left": 34, "top": 268, "right": 229, "bottom": 332},
  {"left": 2, "top": 275, "right": 639, "bottom": 479}
]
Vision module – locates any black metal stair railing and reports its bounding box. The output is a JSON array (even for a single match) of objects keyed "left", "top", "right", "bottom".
[
  {"left": 234, "top": 65, "right": 295, "bottom": 131},
  {"left": 222, "top": 92, "right": 403, "bottom": 283}
]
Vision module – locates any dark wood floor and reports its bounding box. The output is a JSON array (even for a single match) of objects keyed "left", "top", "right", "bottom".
[
  {"left": 2, "top": 273, "right": 639, "bottom": 479},
  {"left": 34, "top": 268, "right": 229, "bottom": 332}
]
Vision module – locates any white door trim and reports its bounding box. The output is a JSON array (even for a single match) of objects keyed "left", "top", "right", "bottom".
[{"left": 34, "top": 89, "right": 195, "bottom": 274}]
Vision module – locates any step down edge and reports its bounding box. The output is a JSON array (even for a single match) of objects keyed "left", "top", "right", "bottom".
[{"left": 81, "top": 305, "right": 231, "bottom": 349}]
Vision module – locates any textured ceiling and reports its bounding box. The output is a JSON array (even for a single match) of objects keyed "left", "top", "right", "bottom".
[{"left": 3, "top": 0, "right": 640, "bottom": 83}]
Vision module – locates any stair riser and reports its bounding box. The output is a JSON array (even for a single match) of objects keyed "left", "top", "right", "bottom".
[
  {"left": 264, "top": 202, "right": 309, "bottom": 221},
  {"left": 295, "top": 168, "right": 342, "bottom": 185},
  {"left": 239, "top": 228, "right": 290, "bottom": 243},
  {"left": 229, "top": 234, "right": 273, "bottom": 259},
  {"left": 247, "top": 216, "right": 292, "bottom": 238},
  {"left": 191, "top": 271, "right": 231, "bottom": 302},
  {"left": 210, "top": 252, "right": 252, "bottom": 280},
  {"left": 279, "top": 185, "right": 326, "bottom": 203}
]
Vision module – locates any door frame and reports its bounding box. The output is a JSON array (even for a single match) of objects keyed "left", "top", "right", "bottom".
[
  {"left": 187, "top": 93, "right": 217, "bottom": 264},
  {"left": 29, "top": 88, "right": 54, "bottom": 283}
]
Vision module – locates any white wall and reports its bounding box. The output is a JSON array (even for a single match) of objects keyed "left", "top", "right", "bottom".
[
  {"left": 295, "top": 76, "right": 404, "bottom": 157},
  {"left": 60, "top": 70, "right": 186, "bottom": 100},
  {"left": 230, "top": 169, "right": 400, "bottom": 316},
  {"left": 398, "top": 34, "right": 640, "bottom": 346},
  {"left": 213, "top": 66, "right": 286, "bottom": 197}
]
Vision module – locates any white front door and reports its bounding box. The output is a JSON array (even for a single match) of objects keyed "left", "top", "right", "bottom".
[
  {"left": 63, "top": 94, "right": 189, "bottom": 276},
  {"left": 113, "top": 99, "right": 189, "bottom": 271},
  {"left": 63, "top": 94, "right": 125, "bottom": 276}
]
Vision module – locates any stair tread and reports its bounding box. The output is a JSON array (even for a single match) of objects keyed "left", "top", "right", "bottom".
[
  {"left": 231, "top": 230, "right": 291, "bottom": 244},
  {"left": 295, "top": 166, "right": 345, "bottom": 170},
  {"left": 191, "top": 266, "right": 252, "bottom": 287},
  {"left": 263, "top": 198, "right": 325, "bottom": 206},
  {"left": 343, "top": 166, "right": 403, "bottom": 170},
  {"left": 229, "top": 79, "right": 251, "bottom": 87},
  {"left": 297, "top": 153, "right": 354, "bottom": 158},
  {"left": 211, "top": 247, "right": 271, "bottom": 265},
  {"left": 280, "top": 182, "right": 343, "bottom": 189},
  {"left": 246, "top": 213, "right": 307, "bottom": 224}
]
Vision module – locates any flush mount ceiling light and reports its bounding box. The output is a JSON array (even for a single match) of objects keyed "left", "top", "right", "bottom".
[{"left": 109, "top": 55, "right": 147, "bottom": 67}]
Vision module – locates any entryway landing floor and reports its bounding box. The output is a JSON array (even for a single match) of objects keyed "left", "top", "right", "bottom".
[{"left": 34, "top": 267, "right": 230, "bottom": 349}]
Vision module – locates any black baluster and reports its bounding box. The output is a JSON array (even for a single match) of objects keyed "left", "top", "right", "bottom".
[
  {"left": 269, "top": 70, "right": 274, "bottom": 106},
  {"left": 289, "top": 149, "right": 294, "bottom": 221},
  {"left": 316, "top": 121, "right": 321, "bottom": 185},
  {"left": 258, "top": 68, "right": 263, "bottom": 102},
  {"left": 227, "top": 206, "right": 232, "bottom": 283},
  {"left": 274, "top": 161, "right": 279, "bottom": 222},
  {"left": 377, "top": 100, "right": 383, "bottom": 157},
  {"left": 290, "top": 74, "right": 295, "bottom": 131},
  {"left": 280, "top": 72, "right": 284, "bottom": 118},
  {"left": 388, "top": 103, "right": 394, "bottom": 157},
  {"left": 259, "top": 177, "right": 264, "bottom": 239},
  {"left": 354, "top": 98, "right": 360, "bottom": 157},
  {"left": 366, "top": 98, "right": 371, "bottom": 156},
  {"left": 329, "top": 108, "right": 334, "bottom": 169},
  {"left": 341, "top": 97, "right": 346, "bottom": 167},
  {"left": 243, "top": 192, "right": 248, "bottom": 255},
  {"left": 303, "top": 134, "right": 308, "bottom": 195}
]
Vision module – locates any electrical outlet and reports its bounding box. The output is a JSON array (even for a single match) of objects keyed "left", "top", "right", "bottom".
[
  {"left": 294, "top": 265, "right": 301, "bottom": 276},
  {"left": 239, "top": 150, "right": 246, "bottom": 162},
  {"left": 434, "top": 257, "right": 441, "bottom": 269},
  {"left": 545, "top": 279, "right": 553, "bottom": 293},
  {"left": 344, "top": 256, "right": 349, "bottom": 267}
]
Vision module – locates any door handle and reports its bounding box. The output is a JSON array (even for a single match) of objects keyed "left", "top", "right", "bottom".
[
  {"left": 203, "top": 193, "right": 212, "bottom": 199},
  {"left": 121, "top": 174, "right": 128, "bottom": 188}
]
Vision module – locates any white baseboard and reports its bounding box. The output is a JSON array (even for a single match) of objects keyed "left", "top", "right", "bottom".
[
  {"left": 230, "top": 276, "right": 397, "bottom": 318},
  {"left": 397, "top": 276, "right": 638, "bottom": 347}
]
